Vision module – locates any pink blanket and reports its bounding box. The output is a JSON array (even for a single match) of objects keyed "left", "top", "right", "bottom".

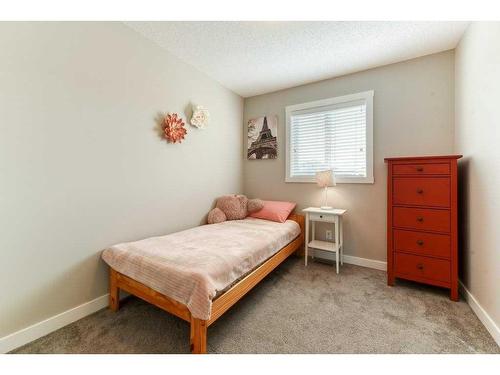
[{"left": 102, "top": 218, "right": 300, "bottom": 320}]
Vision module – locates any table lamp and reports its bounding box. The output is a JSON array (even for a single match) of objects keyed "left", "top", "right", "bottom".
[{"left": 315, "top": 169, "right": 336, "bottom": 210}]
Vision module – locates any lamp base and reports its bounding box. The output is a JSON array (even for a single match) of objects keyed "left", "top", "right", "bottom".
[{"left": 320, "top": 206, "right": 333, "bottom": 210}]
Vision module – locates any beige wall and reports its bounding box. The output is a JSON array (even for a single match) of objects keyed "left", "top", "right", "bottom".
[
  {"left": 243, "top": 51, "right": 455, "bottom": 262},
  {"left": 0, "top": 22, "right": 243, "bottom": 337},
  {"left": 455, "top": 22, "right": 500, "bottom": 328}
]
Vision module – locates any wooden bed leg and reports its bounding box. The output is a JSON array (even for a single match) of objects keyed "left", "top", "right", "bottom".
[
  {"left": 109, "top": 268, "right": 120, "bottom": 312},
  {"left": 190, "top": 318, "right": 207, "bottom": 354}
]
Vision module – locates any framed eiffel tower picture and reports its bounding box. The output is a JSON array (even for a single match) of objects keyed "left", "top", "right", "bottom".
[{"left": 247, "top": 115, "right": 278, "bottom": 159}]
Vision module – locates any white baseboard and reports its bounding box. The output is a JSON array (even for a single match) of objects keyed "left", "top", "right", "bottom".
[
  {"left": 0, "top": 293, "right": 109, "bottom": 354},
  {"left": 309, "top": 250, "right": 387, "bottom": 271},
  {"left": 459, "top": 281, "right": 500, "bottom": 347},
  {"left": 342, "top": 254, "right": 387, "bottom": 271}
]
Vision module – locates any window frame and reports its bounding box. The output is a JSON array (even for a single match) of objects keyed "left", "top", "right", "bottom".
[{"left": 285, "top": 90, "right": 374, "bottom": 184}]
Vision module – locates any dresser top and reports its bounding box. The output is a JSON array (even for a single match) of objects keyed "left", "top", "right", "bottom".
[
  {"left": 384, "top": 155, "right": 462, "bottom": 162},
  {"left": 302, "top": 207, "right": 347, "bottom": 215}
]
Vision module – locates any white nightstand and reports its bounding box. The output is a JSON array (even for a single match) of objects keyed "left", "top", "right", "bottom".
[{"left": 302, "top": 207, "right": 347, "bottom": 274}]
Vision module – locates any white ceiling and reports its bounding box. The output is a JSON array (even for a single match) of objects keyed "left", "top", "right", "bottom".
[{"left": 126, "top": 22, "right": 469, "bottom": 98}]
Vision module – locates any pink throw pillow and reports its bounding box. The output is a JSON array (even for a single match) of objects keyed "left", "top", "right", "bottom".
[{"left": 248, "top": 200, "right": 296, "bottom": 223}]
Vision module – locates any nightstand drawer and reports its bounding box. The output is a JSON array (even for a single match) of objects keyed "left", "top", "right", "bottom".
[{"left": 309, "top": 212, "right": 336, "bottom": 223}]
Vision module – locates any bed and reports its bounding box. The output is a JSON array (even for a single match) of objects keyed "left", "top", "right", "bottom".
[{"left": 102, "top": 213, "right": 305, "bottom": 353}]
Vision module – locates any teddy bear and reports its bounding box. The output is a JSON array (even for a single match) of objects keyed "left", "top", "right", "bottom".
[{"left": 207, "top": 194, "right": 264, "bottom": 224}]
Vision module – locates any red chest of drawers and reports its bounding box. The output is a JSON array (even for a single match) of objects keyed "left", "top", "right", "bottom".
[{"left": 385, "top": 155, "right": 462, "bottom": 301}]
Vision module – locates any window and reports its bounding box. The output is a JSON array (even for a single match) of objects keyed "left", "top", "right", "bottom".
[{"left": 285, "top": 91, "right": 374, "bottom": 183}]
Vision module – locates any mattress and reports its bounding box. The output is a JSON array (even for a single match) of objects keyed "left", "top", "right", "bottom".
[{"left": 101, "top": 218, "right": 300, "bottom": 320}]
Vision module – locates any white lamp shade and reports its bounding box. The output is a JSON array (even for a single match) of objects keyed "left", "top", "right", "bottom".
[{"left": 315, "top": 169, "right": 336, "bottom": 188}]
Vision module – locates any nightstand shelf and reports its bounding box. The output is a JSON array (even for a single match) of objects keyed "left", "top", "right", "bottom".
[
  {"left": 303, "top": 207, "right": 347, "bottom": 274},
  {"left": 307, "top": 240, "right": 339, "bottom": 253}
]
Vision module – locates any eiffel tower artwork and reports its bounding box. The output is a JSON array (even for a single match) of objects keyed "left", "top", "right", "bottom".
[{"left": 247, "top": 115, "right": 278, "bottom": 159}]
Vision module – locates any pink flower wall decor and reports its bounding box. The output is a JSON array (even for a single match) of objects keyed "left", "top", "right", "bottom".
[{"left": 163, "top": 113, "right": 187, "bottom": 143}]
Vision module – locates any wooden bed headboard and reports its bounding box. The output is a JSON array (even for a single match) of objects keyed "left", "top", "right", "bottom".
[
  {"left": 288, "top": 213, "right": 305, "bottom": 239},
  {"left": 288, "top": 213, "right": 305, "bottom": 257}
]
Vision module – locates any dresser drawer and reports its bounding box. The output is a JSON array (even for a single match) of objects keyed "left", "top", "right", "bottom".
[
  {"left": 393, "top": 207, "right": 450, "bottom": 232},
  {"left": 393, "top": 177, "right": 450, "bottom": 207},
  {"left": 394, "top": 253, "right": 450, "bottom": 283},
  {"left": 393, "top": 229, "right": 450, "bottom": 258},
  {"left": 393, "top": 163, "right": 450, "bottom": 176},
  {"left": 309, "top": 212, "right": 335, "bottom": 223}
]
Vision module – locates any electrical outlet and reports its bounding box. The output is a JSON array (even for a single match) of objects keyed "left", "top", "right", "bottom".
[{"left": 325, "top": 230, "right": 333, "bottom": 241}]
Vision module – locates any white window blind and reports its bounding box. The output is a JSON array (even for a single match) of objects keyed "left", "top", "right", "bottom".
[{"left": 286, "top": 91, "right": 373, "bottom": 183}]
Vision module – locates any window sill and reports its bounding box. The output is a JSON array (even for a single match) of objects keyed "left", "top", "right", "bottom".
[{"left": 285, "top": 176, "right": 374, "bottom": 184}]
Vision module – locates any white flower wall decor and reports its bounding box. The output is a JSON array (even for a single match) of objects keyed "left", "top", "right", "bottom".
[{"left": 190, "top": 105, "right": 210, "bottom": 129}]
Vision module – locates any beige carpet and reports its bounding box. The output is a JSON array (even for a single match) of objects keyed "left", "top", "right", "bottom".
[{"left": 11, "top": 257, "right": 499, "bottom": 354}]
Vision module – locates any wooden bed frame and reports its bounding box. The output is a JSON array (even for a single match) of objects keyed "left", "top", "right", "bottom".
[{"left": 108, "top": 213, "right": 305, "bottom": 354}]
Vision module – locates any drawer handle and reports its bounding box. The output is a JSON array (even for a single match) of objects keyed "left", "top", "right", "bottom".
[
  {"left": 416, "top": 166, "right": 424, "bottom": 172},
  {"left": 319, "top": 215, "right": 323, "bottom": 218},
  {"left": 416, "top": 217, "right": 424, "bottom": 222},
  {"left": 417, "top": 240, "right": 424, "bottom": 246},
  {"left": 416, "top": 263, "right": 424, "bottom": 270},
  {"left": 416, "top": 188, "right": 424, "bottom": 194}
]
